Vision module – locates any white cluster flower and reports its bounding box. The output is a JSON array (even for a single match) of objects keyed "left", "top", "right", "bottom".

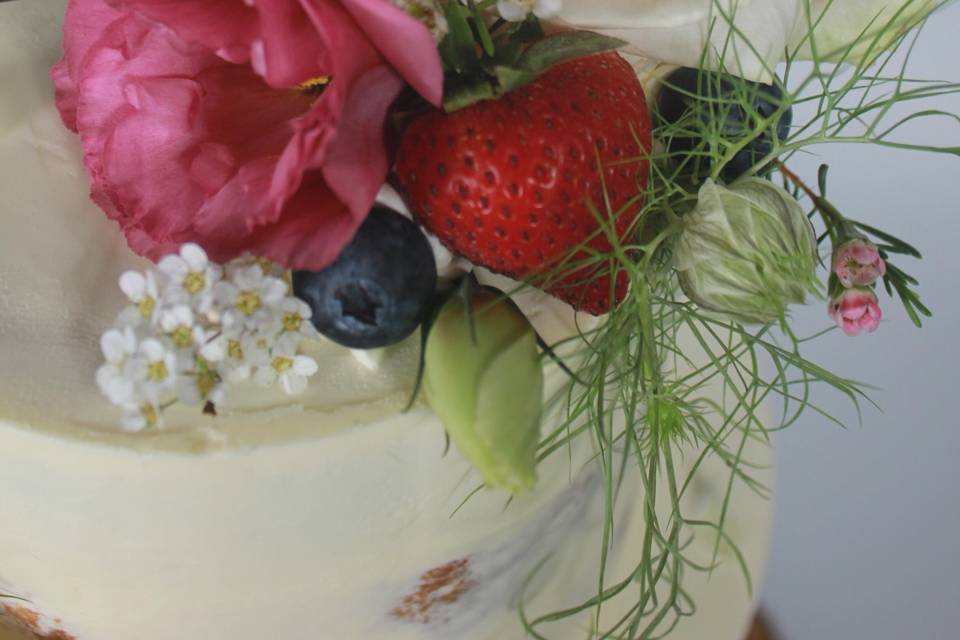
[
  {"left": 95, "top": 244, "right": 320, "bottom": 431},
  {"left": 496, "top": 0, "right": 561, "bottom": 22}
]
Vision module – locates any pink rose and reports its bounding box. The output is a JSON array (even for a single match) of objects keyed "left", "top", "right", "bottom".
[
  {"left": 52, "top": 0, "right": 443, "bottom": 270},
  {"left": 828, "top": 287, "right": 882, "bottom": 337},
  {"left": 833, "top": 238, "right": 886, "bottom": 288}
]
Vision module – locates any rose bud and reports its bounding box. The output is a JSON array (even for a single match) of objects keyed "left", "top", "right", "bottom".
[
  {"left": 828, "top": 287, "right": 882, "bottom": 336},
  {"left": 674, "top": 178, "right": 818, "bottom": 324},
  {"left": 833, "top": 238, "right": 886, "bottom": 288}
]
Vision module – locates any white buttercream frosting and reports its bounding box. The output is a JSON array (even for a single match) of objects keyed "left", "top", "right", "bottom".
[{"left": 0, "top": 4, "right": 772, "bottom": 640}]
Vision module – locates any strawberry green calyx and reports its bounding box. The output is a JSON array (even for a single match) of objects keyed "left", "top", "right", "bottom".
[
  {"left": 424, "top": 287, "right": 543, "bottom": 495},
  {"left": 438, "top": 1, "right": 625, "bottom": 111}
]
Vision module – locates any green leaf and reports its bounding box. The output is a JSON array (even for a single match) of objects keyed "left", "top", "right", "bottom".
[
  {"left": 466, "top": 0, "right": 496, "bottom": 57},
  {"left": 852, "top": 220, "right": 923, "bottom": 258},
  {"left": 443, "top": 75, "right": 496, "bottom": 112},
  {"left": 439, "top": 0, "right": 479, "bottom": 75},
  {"left": 424, "top": 289, "right": 543, "bottom": 495},
  {"left": 495, "top": 65, "right": 538, "bottom": 94},
  {"left": 817, "top": 163, "right": 829, "bottom": 197},
  {"left": 517, "top": 31, "right": 627, "bottom": 75}
]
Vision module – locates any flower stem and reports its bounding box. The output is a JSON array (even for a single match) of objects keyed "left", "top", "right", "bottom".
[{"left": 776, "top": 162, "right": 842, "bottom": 225}]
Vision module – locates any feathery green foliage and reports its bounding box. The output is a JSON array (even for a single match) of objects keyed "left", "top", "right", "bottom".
[{"left": 498, "top": 1, "right": 958, "bottom": 637}]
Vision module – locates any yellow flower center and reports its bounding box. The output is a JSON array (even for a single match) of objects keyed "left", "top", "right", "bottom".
[
  {"left": 170, "top": 326, "right": 194, "bottom": 349},
  {"left": 235, "top": 290, "right": 262, "bottom": 315},
  {"left": 138, "top": 295, "right": 156, "bottom": 320},
  {"left": 272, "top": 356, "right": 294, "bottom": 374},
  {"left": 147, "top": 360, "right": 169, "bottom": 382},
  {"left": 282, "top": 312, "right": 303, "bottom": 332},
  {"left": 227, "top": 339, "right": 243, "bottom": 361},
  {"left": 183, "top": 271, "right": 206, "bottom": 295},
  {"left": 254, "top": 257, "right": 275, "bottom": 274},
  {"left": 297, "top": 75, "right": 332, "bottom": 97},
  {"left": 195, "top": 358, "right": 221, "bottom": 398},
  {"left": 141, "top": 402, "right": 159, "bottom": 428}
]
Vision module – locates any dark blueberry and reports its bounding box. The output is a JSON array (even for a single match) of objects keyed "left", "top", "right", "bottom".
[
  {"left": 293, "top": 205, "right": 437, "bottom": 349},
  {"left": 655, "top": 67, "right": 792, "bottom": 183}
]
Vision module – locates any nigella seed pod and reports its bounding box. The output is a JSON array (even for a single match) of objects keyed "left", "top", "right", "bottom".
[{"left": 674, "top": 178, "right": 818, "bottom": 324}]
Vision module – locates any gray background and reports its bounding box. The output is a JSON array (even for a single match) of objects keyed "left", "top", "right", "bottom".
[{"left": 760, "top": 4, "right": 960, "bottom": 639}]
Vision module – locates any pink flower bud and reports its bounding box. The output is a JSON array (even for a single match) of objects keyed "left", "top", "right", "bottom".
[
  {"left": 828, "top": 287, "right": 882, "bottom": 337},
  {"left": 833, "top": 238, "right": 886, "bottom": 287}
]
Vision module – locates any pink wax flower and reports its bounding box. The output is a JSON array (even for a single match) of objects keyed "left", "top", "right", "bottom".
[
  {"left": 51, "top": 0, "right": 443, "bottom": 270},
  {"left": 833, "top": 238, "right": 886, "bottom": 288},
  {"left": 828, "top": 287, "right": 882, "bottom": 337}
]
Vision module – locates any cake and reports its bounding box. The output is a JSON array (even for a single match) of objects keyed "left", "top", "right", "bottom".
[
  {"left": 5, "top": 0, "right": 946, "bottom": 636},
  {"left": 0, "top": 2, "right": 778, "bottom": 639}
]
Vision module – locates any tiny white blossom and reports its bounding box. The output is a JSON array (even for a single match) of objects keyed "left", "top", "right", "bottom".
[
  {"left": 101, "top": 326, "right": 138, "bottom": 363},
  {"left": 175, "top": 354, "right": 226, "bottom": 407},
  {"left": 96, "top": 327, "right": 138, "bottom": 405},
  {"left": 99, "top": 245, "right": 326, "bottom": 430},
  {"left": 159, "top": 304, "right": 205, "bottom": 362},
  {"left": 199, "top": 333, "right": 227, "bottom": 363},
  {"left": 251, "top": 335, "right": 318, "bottom": 394},
  {"left": 230, "top": 254, "right": 287, "bottom": 278},
  {"left": 117, "top": 270, "right": 161, "bottom": 327},
  {"left": 214, "top": 264, "right": 288, "bottom": 331},
  {"left": 157, "top": 243, "right": 222, "bottom": 314},
  {"left": 202, "top": 322, "right": 257, "bottom": 384},
  {"left": 219, "top": 336, "right": 253, "bottom": 384},
  {"left": 120, "top": 400, "right": 164, "bottom": 432},
  {"left": 242, "top": 330, "right": 275, "bottom": 368},
  {"left": 497, "top": 0, "right": 560, "bottom": 22},
  {"left": 271, "top": 297, "right": 320, "bottom": 340},
  {"left": 134, "top": 338, "right": 179, "bottom": 401}
]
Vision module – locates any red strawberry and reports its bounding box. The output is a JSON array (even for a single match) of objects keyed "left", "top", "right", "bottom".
[{"left": 395, "top": 51, "right": 651, "bottom": 315}]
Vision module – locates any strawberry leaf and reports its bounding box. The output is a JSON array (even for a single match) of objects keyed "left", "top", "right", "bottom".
[
  {"left": 444, "top": 76, "right": 495, "bottom": 112},
  {"left": 517, "top": 32, "right": 627, "bottom": 75},
  {"left": 439, "top": 0, "right": 480, "bottom": 75},
  {"left": 465, "top": 0, "right": 495, "bottom": 57},
  {"left": 495, "top": 65, "right": 538, "bottom": 94},
  {"left": 491, "top": 37, "right": 523, "bottom": 68}
]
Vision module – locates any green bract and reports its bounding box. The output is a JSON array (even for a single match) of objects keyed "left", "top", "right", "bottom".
[
  {"left": 424, "top": 289, "right": 543, "bottom": 495},
  {"left": 674, "top": 178, "right": 818, "bottom": 324}
]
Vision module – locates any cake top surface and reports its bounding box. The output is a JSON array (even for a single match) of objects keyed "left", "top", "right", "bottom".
[
  {"left": 0, "top": 2, "right": 426, "bottom": 449},
  {"left": 0, "top": 1, "right": 590, "bottom": 452}
]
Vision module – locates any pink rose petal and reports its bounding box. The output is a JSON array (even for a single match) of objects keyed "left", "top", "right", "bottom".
[
  {"left": 54, "top": 0, "right": 444, "bottom": 270},
  {"left": 338, "top": 0, "right": 444, "bottom": 105}
]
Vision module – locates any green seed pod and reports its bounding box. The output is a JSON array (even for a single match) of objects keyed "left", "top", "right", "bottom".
[
  {"left": 674, "top": 178, "right": 818, "bottom": 324},
  {"left": 424, "top": 288, "right": 543, "bottom": 495}
]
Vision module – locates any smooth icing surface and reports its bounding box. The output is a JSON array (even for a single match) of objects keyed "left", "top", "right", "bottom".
[{"left": 0, "top": 3, "right": 772, "bottom": 639}]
